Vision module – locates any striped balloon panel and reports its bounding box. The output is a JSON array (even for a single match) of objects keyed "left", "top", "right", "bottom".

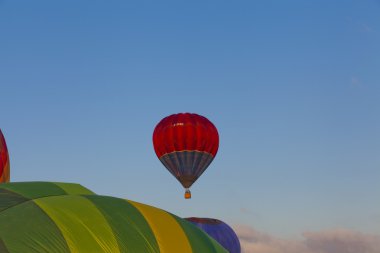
[
  {"left": 0, "top": 130, "right": 10, "bottom": 183},
  {"left": 0, "top": 182, "right": 228, "bottom": 253},
  {"left": 159, "top": 151, "right": 214, "bottom": 188},
  {"left": 0, "top": 181, "right": 94, "bottom": 205},
  {"left": 153, "top": 113, "right": 219, "bottom": 158}
]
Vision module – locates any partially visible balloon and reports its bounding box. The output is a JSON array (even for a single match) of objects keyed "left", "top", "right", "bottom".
[
  {"left": 153, "top": 113, "right": 219, "bottom": 199},
  {"left": 185, "top": 217, "right": 241, "bottom": 253},
  {"left": 0, "top": 182, "right": 229, "bottom": 253},
  {"left": 0, "top": 129, "right": 10, "bottom": 183}
]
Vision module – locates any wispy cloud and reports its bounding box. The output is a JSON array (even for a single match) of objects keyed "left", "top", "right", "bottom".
[
  {"left": 239, "top": 207, "right": 258, "bottom": 216},
  {"left": 346, "top": 16, "right": 375, "bottom": 33},
  {"left": 351, "top": 76, "right": 362, "bottom": 88},
  {"left": 360, "top": 23, "right": 373, "bottom": 33},
  {"left": 303, "top": 229, "right": 380, "bottom": 253},
  {"left": 234, "top": 225, "right": 380, "bottom": 253}
]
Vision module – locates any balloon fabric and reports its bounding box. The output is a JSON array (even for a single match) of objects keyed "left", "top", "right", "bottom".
[
  {"left": 0, "top": 182, "right": 228, "bottom": 253},
  {"left": 153, "top": 113, "right": 219, "bottom": 198},
  {"left": 0, "top": 129, "right": 10, "bottom": 183},
  {"left": 186, "top": 217, "right": 241, "bottom": 253}
]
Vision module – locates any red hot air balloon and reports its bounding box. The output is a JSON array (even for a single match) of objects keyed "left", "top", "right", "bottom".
[
  {"left": 153, "top": 113, "right": 219, "bottom": 199},
  {"left": 0, "top": 129, "right": 10, "bottom": 183}
]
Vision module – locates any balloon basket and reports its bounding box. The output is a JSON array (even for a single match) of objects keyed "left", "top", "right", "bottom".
[{"left": 184, "top": 189, "right": 191, "bottom": 199}]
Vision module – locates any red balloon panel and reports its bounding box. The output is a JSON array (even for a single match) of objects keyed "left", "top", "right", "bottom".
[
  {"left": 0, "top": 130, "right": 10, "bottom": 183},
  {"left": 153, "top": 113, "right": 219, "bottom": 158}
]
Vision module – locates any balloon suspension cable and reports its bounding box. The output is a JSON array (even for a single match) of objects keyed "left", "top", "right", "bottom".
[{"left": 184, "top": 188, "right": 191, "bottom": 199}]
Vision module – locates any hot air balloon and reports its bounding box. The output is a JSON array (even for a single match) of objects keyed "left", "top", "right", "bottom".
[
  {"left": 0, "top": 129, "right": 10, "bottom": 183},
  {"left": 186, "top": 217, "right": 241, "bottom": 253},
  {"left": 153, "top": 113, "right": 219, "bottom": 199},
  {"left": 0, "top": 182, "right": 228, "bottom": 253}
]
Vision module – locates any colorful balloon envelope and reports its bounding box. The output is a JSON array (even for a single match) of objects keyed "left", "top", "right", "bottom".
[
  {"left": 153, "top": 113, "right": 219, "bottom": 199},
  {"left": 0, "top": 129, "right": 10, "bottom": 183},
  {"left": 185, "top": 217, "right": 241, "bottom": 253},
  {"left": 0, "top": 182, "right": 228, "bottom": 253}
]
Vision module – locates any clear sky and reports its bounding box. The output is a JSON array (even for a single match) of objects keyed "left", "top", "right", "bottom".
[{"left": 1, "top": 0, "right": 379, "bottom": 242}]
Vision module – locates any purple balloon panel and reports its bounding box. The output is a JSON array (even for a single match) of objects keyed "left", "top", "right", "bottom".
[{"left": 185, "top": 217, "right": 241, "bottom": 253}]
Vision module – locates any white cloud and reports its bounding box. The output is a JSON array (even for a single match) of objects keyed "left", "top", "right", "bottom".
[
  {"left": 234, "top": 225, "right": 380, "bottom": 253},
  {"left": 360, "top": 23, "right": 373, "bottom": 33}
]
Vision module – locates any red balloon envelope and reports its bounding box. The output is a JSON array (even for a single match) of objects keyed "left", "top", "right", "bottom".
[
  {"left": 153, "top": 113, "right": 219, "bottom": 199},
  {"left": 0, "top": 129, "right": 10, "bottom": 183}
]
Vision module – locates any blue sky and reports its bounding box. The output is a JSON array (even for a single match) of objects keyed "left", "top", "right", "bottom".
[{"left": 0, "top": 0, "right": 379, "bottom": 239}]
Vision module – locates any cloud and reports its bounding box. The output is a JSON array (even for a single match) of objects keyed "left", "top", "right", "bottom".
[
  {"left": 360, "top": 23, "right": 373, "bottom": 33},
  {"left": 351, "top": 76, "right": 363, "bottom": 88},
  {"left": 234, "top": 225, "right": 380, "bottom": 253},
  {"left": 239, "top": 207, "right": 260, "bottom": 217},
  {"left": 304, "top": 229, "right": 380, "bottom": 253}
]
